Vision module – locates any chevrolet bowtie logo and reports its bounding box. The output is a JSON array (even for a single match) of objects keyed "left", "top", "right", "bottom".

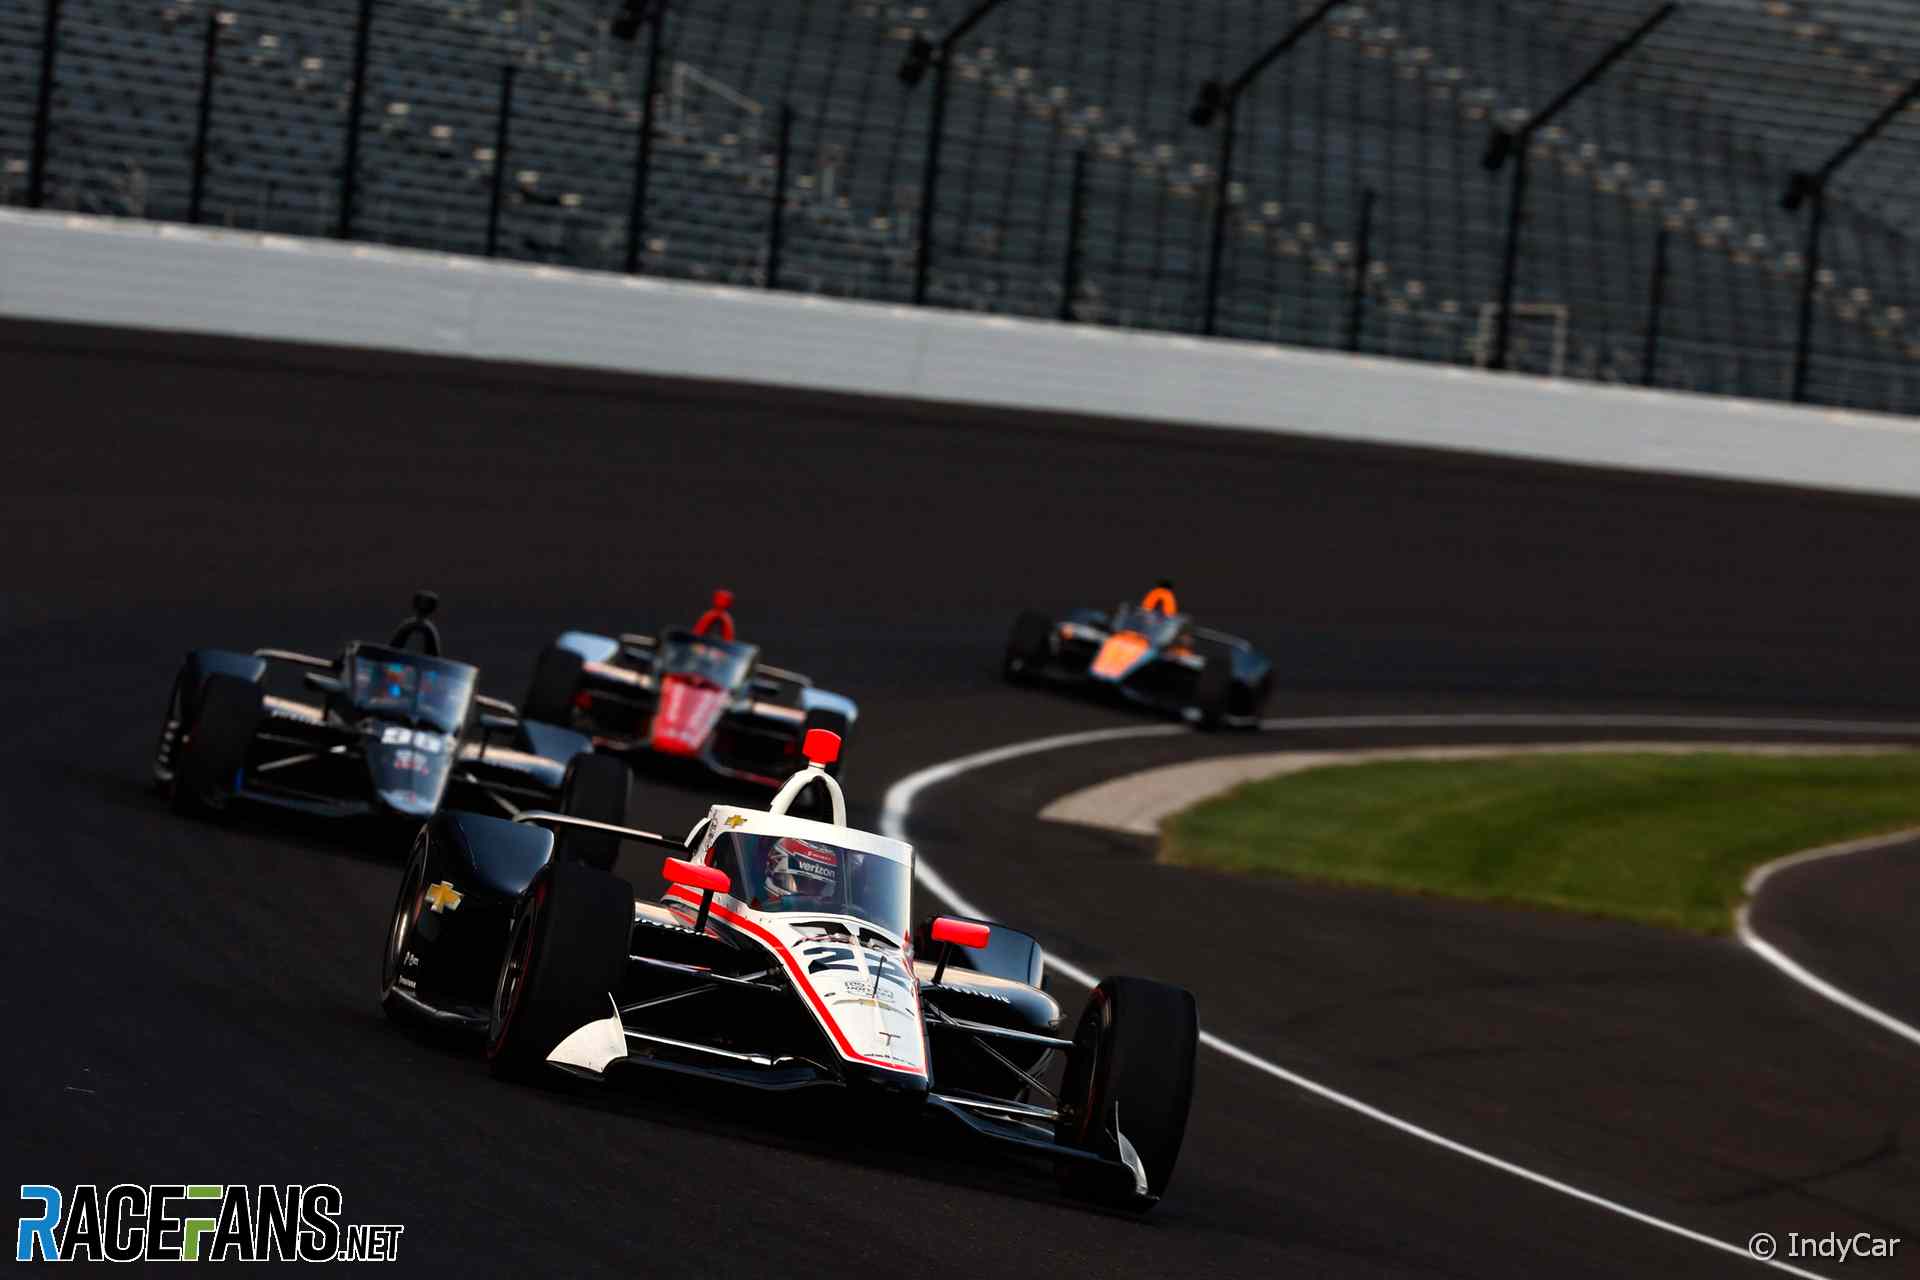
[
  {"left": 424, "top": 881, "right": 463, "bottom": 914},
  {"left": 723, "top": 814, "right": 748, "bottom": 828}
]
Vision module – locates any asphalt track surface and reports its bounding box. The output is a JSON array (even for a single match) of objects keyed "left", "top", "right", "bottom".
[{"left": 5, "top": 319, "right": 1920, "bottom": 1277}]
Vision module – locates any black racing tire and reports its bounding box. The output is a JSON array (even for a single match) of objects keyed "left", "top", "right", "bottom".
[
  {"left": 1055, "top": 977, "right": 1198, "bottom": 1210},
  {"left": 171, "top": 674, "right": 262, "bottom": 816},
  {"left": 487, "top": 860, "right": 634, "bottom": 1082},
  {"left": 556, "top": 752, "right": 632, "bottom": 871},
  {"left": 379, "top": 839, "right": 433, "bottom": 1028},
  {"left": 1239, "top": 671, "right": 1275, "bottom": 726},
  {"left": 1189, "top": 639, "right": 1236, "bottom": 731},
  {"left": 1003, "top": 611, "right": 1053, "bottom": 683},
  {"left": 522, "top": 644, "right": 585, "bottom": 726},
  {"left": 152, "top": 672, "right": 189, "bottom": 795}
]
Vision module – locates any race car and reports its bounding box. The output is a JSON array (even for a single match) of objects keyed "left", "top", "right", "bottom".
[
  {"left": 153, "top": 593, "right": 634, "bottom": 866},
  {"left": 378, "top": 728, "right": 1199, "bottom": 1211},
  {"left": 519, "top": 590, "right": 858, "bottom": 789},
  {"left": 1004, "top": 581, "right": 1272, "bottom": 727}
]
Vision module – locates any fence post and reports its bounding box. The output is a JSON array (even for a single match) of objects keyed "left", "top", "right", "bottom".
[
  {"left": 624, "top": 5, "right": 666, "bottom": 275},
  {"left": 901, "top": 1, "right": 1015, "bottom": 307},
  {"left": 485, "top": 65, "right": 516, "bottom": 258},
  {"left": 1346, "top": 186, "right": 1375, "bottom": 352},
  {"left": 337, "top": 0, "right": 375, "bottom": 239},
  {"left": 912, "top": 54, "right": 950, "bottom": 306},
  {"left": 1641, "top": 223, "right": 1669, "bottom": 386},
  {"left": 1483, "top": 2, "right": 1677, "bottom": 371},
  {"left": 1060, "top": 148, "right": 1087, "bottom": 322},
  {"left": 1200, "top": 105, "right": 1236, "bottom": 336},
  {"left": 1789, "top": 186, "right": 1826, "bottom": 404},
  {"left": 187, "top": 10, "right": 222, "bottom": 224},
  {"left": 765, "top": 103, "right": 793, "bottom": 290},
  {"left": 1488, "top": 143, "right": 1531, "bottom": 372},
  {"left": 27, "top": 0, "right": 63, "bottom": 209}
]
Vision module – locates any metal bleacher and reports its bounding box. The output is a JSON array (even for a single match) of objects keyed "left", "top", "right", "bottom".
[{"left": 2, "top": 0, "right": 1914, "bottom": 415}]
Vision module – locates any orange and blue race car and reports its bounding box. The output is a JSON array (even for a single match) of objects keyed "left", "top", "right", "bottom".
[
  {"left": 519, "top": 590, "right": 857, "bottom": 789},
  {"left": 1003, "top": 581, "right": 1272, "bottom": 728}
]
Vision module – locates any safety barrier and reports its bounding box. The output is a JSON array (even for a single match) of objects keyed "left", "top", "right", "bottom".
[{"left": 3, "top": 208, "right": 1917, "bottom": 499}]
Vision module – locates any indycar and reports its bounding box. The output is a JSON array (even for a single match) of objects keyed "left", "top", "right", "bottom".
[
  {"left": 519, "top": 590, "right": 857, "bottom": 789},
  {"left": 1004, "top": 581, "right": 1272, "bottom": 728},
  {"left": 154, "top": 593, "right": 634, "bottom": 866},
  {"left": 379, "top": 729, "right": 1199, "bottom": 1210}
]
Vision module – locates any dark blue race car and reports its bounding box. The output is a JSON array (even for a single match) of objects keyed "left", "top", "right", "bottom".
[{"left": 153, "top": 593, "right": 634, "bottom": 866}]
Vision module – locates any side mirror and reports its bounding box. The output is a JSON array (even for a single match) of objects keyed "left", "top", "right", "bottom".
[
  {"left": 303, "top": 671, "right": 345, "bottom": 696},
  {"left": 931, "top": 917, "right": 989, "bottom": 949},
  {"left": 928, "top": 916, "right": 989, "bottom": 985},
  {"left": 663, "top": 857, "right": 729, "bottom": 934}
]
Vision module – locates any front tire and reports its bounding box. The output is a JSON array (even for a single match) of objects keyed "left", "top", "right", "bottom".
[
  {"left": 556, "top": 752, "right": 632, "bottom": 871},
  {"left": 487, "top": 860, "right": 634, "bottom": 1082},
  {"left": 1189, "top": 639, "right": 1235, "bottom": 730},
  {"left": 170, "top": 674, "right": 262, "bottom": 816},
  {"left": 379, "top": 840, "right": 432, "bottom": 1028},
  {"left": 1055, "top": 977, "right": 1198, "bottom": 1210}
]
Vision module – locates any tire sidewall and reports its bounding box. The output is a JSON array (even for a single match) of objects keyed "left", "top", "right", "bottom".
[
  {"left": 173, "top": 674, "right": 260, "bottom": 814},
  {"left": 522, "top": 645, "right": 586, "bottom": 726}
]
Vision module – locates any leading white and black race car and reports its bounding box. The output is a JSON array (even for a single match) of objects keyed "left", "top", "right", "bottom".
[{"left": 379, "top": 729, "right": 1199, "bottom": 1210}]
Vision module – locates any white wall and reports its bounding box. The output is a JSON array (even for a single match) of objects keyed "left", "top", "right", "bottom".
[{"left": 4, "top": 208, "right": 1918, "bottom": 499}]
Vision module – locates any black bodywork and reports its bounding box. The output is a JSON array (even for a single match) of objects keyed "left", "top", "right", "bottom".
[{"left": 155, "top": 603, "right": 592, "bottom": 823}]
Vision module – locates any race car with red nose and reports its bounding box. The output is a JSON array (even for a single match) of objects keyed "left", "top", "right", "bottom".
[
  {"left": 378, "top": 730, "right": 1199, "bottom": 1211},
  {"left": 519, "top": 590, "right": 856, "bottom": 789},
  {"left": 1004, "top": 581, "right": 1272, "bottom": 728}
]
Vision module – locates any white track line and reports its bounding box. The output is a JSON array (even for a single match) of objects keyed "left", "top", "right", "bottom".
[
  {"left": 1735, "top": 828, "right": 1920, "bottom": 1052},
  {"left": 880, "top": 716, "right": 1866, "bottom": 1279},
  {"left": 1258, "top": 712, "right": 1920, "bottom": 736}
]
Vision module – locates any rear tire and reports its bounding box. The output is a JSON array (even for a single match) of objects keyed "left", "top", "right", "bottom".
[
  {"left": 1003, "top": 611, "right": 1053, "bottom": 683},
  {"left": 487, "top": 860, "right": 634, "bottom": 1082},
  {"left": 171, "top": 674, "right": 262, "bottom": 816},
  {"left": 556, "top": 753, "right": 632, "bottom": 871},
  {"left": 1055, "top": 977, "right": 1198, "bottom": 1210},
  {"left": 1189, "top": 640, "right": 1235, "bottom": 730},
  {"left": 522, "top": 644, "right": 585, "bottom": 726}
]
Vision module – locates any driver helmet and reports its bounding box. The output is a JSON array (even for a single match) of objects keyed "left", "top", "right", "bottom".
[{"left": 764, "top": 835, "right": 839, "bottom": 904}]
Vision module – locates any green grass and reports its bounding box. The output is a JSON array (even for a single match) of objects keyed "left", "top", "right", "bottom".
[{"left": 1160, "top": 751, "right": 1920, "bottom": 933}]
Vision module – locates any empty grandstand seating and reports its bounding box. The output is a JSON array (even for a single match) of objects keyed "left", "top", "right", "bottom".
[{"left": 1, "top": 0, "right": 1912, "bottom": 414}]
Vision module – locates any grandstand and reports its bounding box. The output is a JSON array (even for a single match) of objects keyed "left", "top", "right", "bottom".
[{"left": 1, "top": 0, "right": 1914, "bottom": 413}]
